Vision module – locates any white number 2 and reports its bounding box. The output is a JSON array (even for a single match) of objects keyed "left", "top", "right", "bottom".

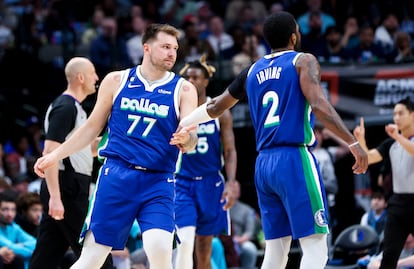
[
  {"left": 127, "top": 114, "right": 156, "bottom": 137},
  {"left": 262, "top": 91, "right": 280, "bottom": 128}
]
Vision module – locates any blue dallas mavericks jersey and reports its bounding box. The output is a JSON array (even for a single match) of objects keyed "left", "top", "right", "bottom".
[
  {"left": 176, "top": 117, "right": 222, "bottom": 178},
  {"left": 98, "top": 66, "right": 183, "bottom": 172},
  {"left": 245, "top": 50, "right": 316, "bottom": 151}
]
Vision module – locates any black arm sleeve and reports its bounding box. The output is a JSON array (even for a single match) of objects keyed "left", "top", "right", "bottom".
[
  {"left": 227, "top": 66, "right": 249, "bottom": 100},
  {"left": 376, "top": 137, "right": 394, "bottom": 159}
]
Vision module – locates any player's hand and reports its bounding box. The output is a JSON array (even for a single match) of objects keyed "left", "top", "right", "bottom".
[
  {"left": 170, "top": 125, "right": 197, "bottom": 152},
  {"left": 349, "top": 144, "right": 368, "bottom": 174},
  {"left": 221, "top": 180, "right": 237, "bottom": 210},
  {"left": 49, "top": 196, "right": 65, "bottom": 221},
  {"left": 33, "top": 152, "right": 59, "bottom": 178}
]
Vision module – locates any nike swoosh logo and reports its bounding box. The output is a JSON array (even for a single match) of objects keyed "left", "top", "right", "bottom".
[
  {"left": 215, "top": 181, "right": 222, "bottom": 187},
  {"left": 128, "top": 83, "right": 141, "bottom": 88},
  {"left": 167, "top": 178, "right": 175, "bottom": 183}
]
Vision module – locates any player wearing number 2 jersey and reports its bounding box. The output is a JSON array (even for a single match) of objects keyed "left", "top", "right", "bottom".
[
  {"left": 176, "top": 11, "right": 368, "bottom": 269},
  {"left": 33, "top": 23, "right": 199, "bottom": 269},
  {"left": 174, "top": 56, "right": 238, "bottom": 269}
]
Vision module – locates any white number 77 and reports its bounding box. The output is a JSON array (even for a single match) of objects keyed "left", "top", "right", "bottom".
[{"left": 127, "top": 114, "right": 156, "bottom": 137}]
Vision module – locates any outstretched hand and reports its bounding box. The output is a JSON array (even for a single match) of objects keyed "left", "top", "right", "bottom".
[
  {"left": 350, "top": 117, "right": 368, "bottom": 174},
  {"left": 170, "top": 125, "right": 197, "bottom": 152}
]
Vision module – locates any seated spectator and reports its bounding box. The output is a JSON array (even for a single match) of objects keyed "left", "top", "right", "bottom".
[
  {"left": 0, "top": 246, "right": 24, "bottom": 269},
  {"left": 231, "top": 34, "right": 260, "bottom": 76},
  {"left": 360, "top": 191, "right": 387, "bottom": 254},
  {"left": 301, "top": 11, "right": 328, "bottom": 59},
  {"left": 10, "top": 174, "right": 30, "bottom": 196},
  {"left": 340, "top": 16, "right": 360, "bottom": 50},
  {"left": 206, "top": 16, "right": 234, "bottom": 60},
  {"left": 393, "top": 31, "right": 414, "bottom": 63},
  {"left": 0, "top": 190, "right": 36, "bottom": 268},
  {"left": 229, "top": 181, "right": 258, "bottom": 269},
  {"left": 126, "top": 15, "right": 147, "bottom": 66},
  {"left": 345, "top": 24, "right": 387, "bottom": 64},
  {"left": 14, "top": 192, "right": 42, "bottom": 238},
  {"left": 81, "top": 6, "right": 105, "bottom": 47},
  {"left": 319, "top": 25, "right": 348, "bottom": 64},
  {"left": 297, "top": 0, "right": 336, "bottom": 35},
  {"left": 374, "top": 12, "right": 400, "bottom": 55}
]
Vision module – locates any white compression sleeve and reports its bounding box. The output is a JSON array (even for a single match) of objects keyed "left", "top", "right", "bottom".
[
  {"left": 70, "top": 231, "right": 112, "bottom": 269},
  {"left": 179, "top": 103, "right": 213, "bottom": 127},
  {"left": 261, "top": 236, "right": 292, "bottom": 269},
  {"left": 175, "top": 226, "right": 196, "bottom": 269},
  {"left": 299, "top": 233, "right": 328, "bottom": 269}
]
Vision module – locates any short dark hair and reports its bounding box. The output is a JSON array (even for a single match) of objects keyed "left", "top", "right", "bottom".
[
  {"left": 0, "top": 189, "right": 18, "bottom": 204},
  {"left": 263, "top": 11, "right": 297, "bottom": 49},
  {"left": 142, "top": 23, "right": 180, "bottom": 45},
  {"left": 397, "top": 97, "right": 414, "bottom": 112}
]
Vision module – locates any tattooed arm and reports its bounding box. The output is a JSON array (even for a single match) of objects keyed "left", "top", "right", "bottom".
[{"left": 296, "top": 53, "right": 368, "bottom": 174}]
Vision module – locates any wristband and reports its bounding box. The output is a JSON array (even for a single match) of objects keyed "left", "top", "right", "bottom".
[
  {"left": 180, "top": 102, "right": 213, "bottom": 127},
  {"left": 348, "top": 141, "right": 359, "bottom": 148}
]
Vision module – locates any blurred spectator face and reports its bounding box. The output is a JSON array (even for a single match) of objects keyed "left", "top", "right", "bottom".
[
  {"left": 270, "top": 3, "right": 284, "bottom": 14},
  {"left": 307, "top": 0, "right": 322, "bottom": 12},
  {"left": 309, "top": 12, "right": 322, "bottom": 33},
  {"left": 0, "top": 200, "right": 16, "bottom": 225},
  {"left": 395, "top": 31, "right": 411, "bottom": 50},
  {"left": 102, "top": 17, "right": 117, "bottom": 38},
  {"left": 344, "top": 17, "right": 359, "bottom": 35},
  {"left": 92, "top": 8, "right": 105, "bottom": 27},
  {"left": 371, "top": 195, "right": 386, "bottom": 212},
  {"left": 242, "top": 35, "right": 258, "bottom": 54},
  {"left": 359, "top": 26, "right": 374, "bottom": 47},
  {"left": 130, "top": 5, "right": 143, "bottom": 18},
  {"left": 325, "top": 27, "right": 342, "bottom": 46},
  {"left": 209, "top": 16, "right": 224, "bottom": 36},
  {"left": 26, "top": 203, "right": 42, "bottom": 226},
  {"left": 131, "top": 16, "right": 146, "bottom": 34},
  {"left": 184, "top": 22, "right": 199, "bottom": 40},
  {"left": 197, "top": 2, "right": 212, "bottom": 20},
  {"left": 383, "top": 14, "right": 399, "bottom": 32}
]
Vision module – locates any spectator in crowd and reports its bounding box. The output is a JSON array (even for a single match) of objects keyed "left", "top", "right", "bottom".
[
  {"left": 345, "top": 24, "right": 386, "bottom": 64},
  {"left": 231, "top": 34, "right": 260, "bottom": 76},
  {"left": 229, "top": 181, "right": 258, "bottom": 269},
  {"left": 0, "top": 245, "right": 24, "bottom": 269},
  {"left": 374, "top": 12, "right": 400, "bottom": 54},
  {"left": 81, "top": 6, "right": 105, "bottom": 47},
  {"left": 4, "top": 134, "right": 31, "bottom": 180},
  {"left": 89, "top": 16, "right": 132, "bottom": 78},
  {"left": 23, "top": 116, "right": 43, "bottom": 160},
  {"left": 14, "top": 192, "right": 42, "bottom": 238},
  {"left": 319, "top": 25, "right": 348, "bottom": 63},
  {"left": 301, "top": 11, "right": 328, "bottom": 59},
  {"left": 174, "top": 55, "right": 237, "bottom": 269},
  {"left": 353, "top": 98, "right": 414, "bottom": 269},
  {"left": 10, "top": 174, "right": 30, "bottom": 196},
  {"left": 224, "top": 0, "right": 267, "bottom": 30},
  {"left": 360, "top": 191, "right": 387, "bottom": 255},
  {"left": 393, "top": 31, "right": 414, "bottom": 63},
  {"left": 297, "top": 0, "right": 336, "bottom": 35},
  {"left": 340, "top": 16, "right": 360, "bottom": 50},
  {"left": 158, "top": 0, "right": 199, "bottom": 27},
  {"left": 176, "top": 17, "right": 215, "bottom": 71},
  {"left": 206, "top": 16, "right": 234, "bottom": 60},
  {"left": 0, "top": 190, "right": 36, "bottom": 268},
  {"left": 126, "top": 15, "right": 146, "bottom": 66},
  {"left": 0, "top": 143, "right": 10, "bottom": 185}
]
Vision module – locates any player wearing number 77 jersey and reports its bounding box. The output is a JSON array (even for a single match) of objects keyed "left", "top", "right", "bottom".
[{"left": 177, "top": 11, "right": 368, "bottom": 269}]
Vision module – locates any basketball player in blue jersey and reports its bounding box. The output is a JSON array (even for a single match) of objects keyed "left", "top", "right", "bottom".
[
  {"left": 174, "top": 55, "right": 238, "bottom": 269},
  {"left": 176, "top": 11, "right": 368, "bottom": 269},
  {"left": 33, "top": 23, "right": 199, "bottom": 269}
]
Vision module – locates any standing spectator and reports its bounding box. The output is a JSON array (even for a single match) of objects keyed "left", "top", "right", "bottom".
[
  {"left": 0, "top": 190, "right": 36, "bottom": 268},
  {"left": 229, "top": 181, "right": 258, "bottom": 269},
  {"left": 33, "top": 23, "right": 198, "bottom": 269},
  {"left": 174, "top": 55, "right": 237, "bottom": 269},
  {"left": 353, "top": 97, "right": 414, "bottom": 269},
  {"left": 177, "top": 11, "right": 368, "bottom": 269},
  {"left": 231, "top": 34, "right": 260, "bottom": 77},
  {"left": 297, "top": 0, "right": 336, "bottom": 35},
  {"left": 89, "top": 16, "right": 132, "bottom": 78},
  {"left": 28, "top": 57, "right": 113, "bottom": 269}
]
